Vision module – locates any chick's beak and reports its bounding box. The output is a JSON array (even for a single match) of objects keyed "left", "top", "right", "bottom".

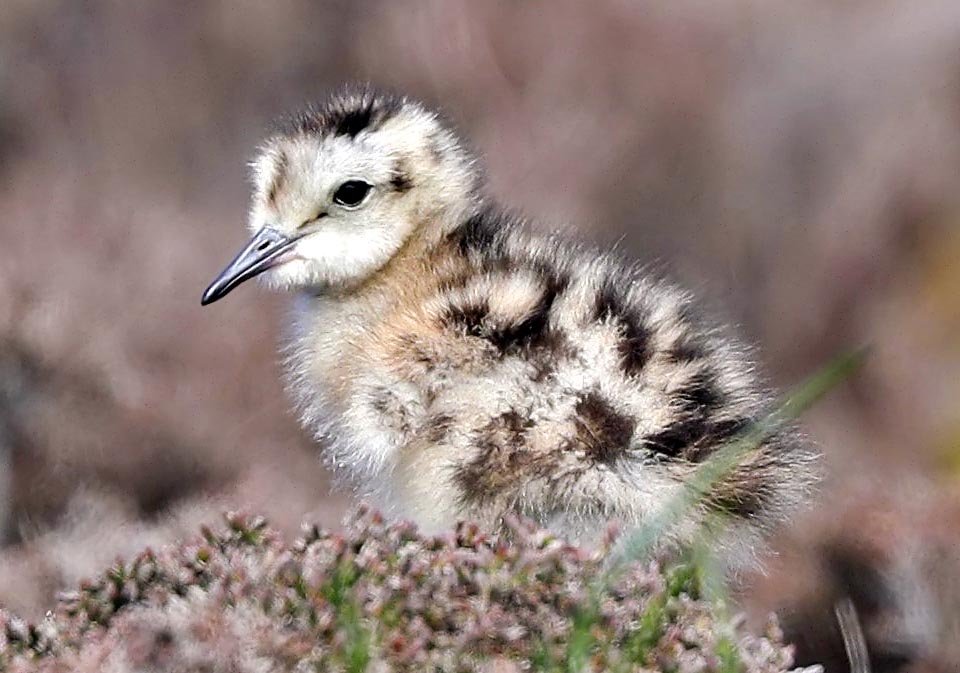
[{"left": 201, "top": 227, "right": 299, "bottom": 305}]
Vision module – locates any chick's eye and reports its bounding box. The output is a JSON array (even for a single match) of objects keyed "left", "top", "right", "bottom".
[{"left": 332, "top": 180, "right": 372, "bottom": 207}]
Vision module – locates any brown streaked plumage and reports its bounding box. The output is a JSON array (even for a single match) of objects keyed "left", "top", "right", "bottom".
[{"left": 201, "top": 84, "right": 818, "bottom": 565}]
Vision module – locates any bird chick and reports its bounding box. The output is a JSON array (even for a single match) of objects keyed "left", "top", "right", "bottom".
[{"left": 202, "top": 86, "right": 816, "bottom": 562}]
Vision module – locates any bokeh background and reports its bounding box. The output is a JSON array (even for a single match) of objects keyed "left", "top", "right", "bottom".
[{"left": 1, "top": 2, "right": 959, "bottom": 671}]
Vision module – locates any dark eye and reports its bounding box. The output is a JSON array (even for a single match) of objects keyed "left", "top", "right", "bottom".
[{"left": 332, "top": 180, "right": 372, "bottom": 207}]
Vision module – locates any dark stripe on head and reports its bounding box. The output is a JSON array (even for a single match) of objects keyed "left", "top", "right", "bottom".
[
  {"left": 571, "top": 392, "right": 636, "bottom": 464},
  {"left": 594, "top": 282, "right": 652, "bottom": 375},
  {"left": 332, "top": 106, "right": 374, "bottom": 137},
  {"left": 279, "top": 87, "right": 404, "bottom": 139}
]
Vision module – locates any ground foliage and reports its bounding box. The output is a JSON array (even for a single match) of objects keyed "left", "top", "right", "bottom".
[{"left": 0, "top": 507, "right": 817, "bottom": 673}]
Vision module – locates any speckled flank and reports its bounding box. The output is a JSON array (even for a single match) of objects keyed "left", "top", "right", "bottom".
[{"left": 236, "top": 86, "right": 819, "bottom": 564}]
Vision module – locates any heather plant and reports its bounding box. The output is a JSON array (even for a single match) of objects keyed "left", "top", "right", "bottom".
[
  {"left": 1, "top": 509, "right": 816, "bottom": 673},
  {"left": 0, "top": 354, "right": 860, "bottom": 672}
]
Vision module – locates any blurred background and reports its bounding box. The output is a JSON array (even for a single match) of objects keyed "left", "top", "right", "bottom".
[{"left": 1, "top": 1, "right": 959, "bottom": 670}]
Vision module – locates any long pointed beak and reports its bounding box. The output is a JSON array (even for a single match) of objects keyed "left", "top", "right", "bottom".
[{"left": 201, "top": 227, "right": 299, "bottom": 305}]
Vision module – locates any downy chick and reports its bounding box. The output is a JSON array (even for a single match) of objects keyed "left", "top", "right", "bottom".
[{"left": 201, "top": 86, "right": 816, "bottom": 563}]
